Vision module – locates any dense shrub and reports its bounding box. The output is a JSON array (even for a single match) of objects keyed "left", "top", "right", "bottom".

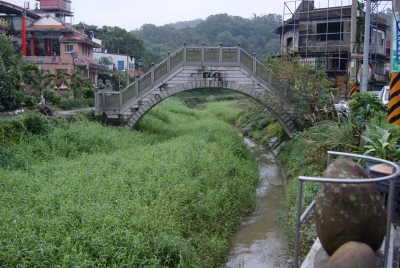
[
  {"left": 254, "top": 115, "right": 270, "bottom": 130},
  {"left": 58, "top": 98, "right": 95, "bottom": 110},
  {"left": 24, "top": 94, "right": 38, "bottom": 107},
  {"left": 22, "top": 112, "right": 51, "bottom": 135},
  {"left": 0, "top": 122, "right": 20, "bottom": 144},
  {"left": 62, "top": 92, "right": 70, "bottom": 99},
  {"left": 82, "top": 87, "right": 95, "bottom": 98},
  {"left": 0, "top": 75, "right": 23, "bottom": 110},
  {"left": 348, "top": 92, "right": 387, "bottom": 121},
  {"left": 43, "top": 89, "right": 61, "bottom": 105}
]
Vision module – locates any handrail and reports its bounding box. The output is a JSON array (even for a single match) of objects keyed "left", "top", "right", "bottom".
[
  {"left": 293, "top": 151, "right": 400, "bottom": 268},
  {"left": 98, "top": 44, "right": 279, "bottom": 113}
]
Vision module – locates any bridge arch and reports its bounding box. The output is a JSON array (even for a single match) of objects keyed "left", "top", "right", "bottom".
[{"left": 95, "top": 44, "right": 299, "bottom": 136}]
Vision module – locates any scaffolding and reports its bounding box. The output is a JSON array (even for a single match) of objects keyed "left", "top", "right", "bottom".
[{"left": 279, "top": 0, "right": 391, "bottom": 90}]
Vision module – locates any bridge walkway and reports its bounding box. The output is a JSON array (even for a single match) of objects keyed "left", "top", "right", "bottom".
[{"left": 95, "top": 44, "right": 299, "bottom": 136}]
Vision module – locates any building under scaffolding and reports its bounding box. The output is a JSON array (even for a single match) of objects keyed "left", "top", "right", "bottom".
[{"left": 274, "top": 0, "right": 392, "bottom": 92}]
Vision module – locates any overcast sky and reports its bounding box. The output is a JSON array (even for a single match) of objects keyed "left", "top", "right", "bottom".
[{"left": 8, "top": 0, "right": 360, "bottom": 31}]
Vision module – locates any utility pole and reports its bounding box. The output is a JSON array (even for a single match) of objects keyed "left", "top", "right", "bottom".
[
  {"left": 349, "top": 0, "right": 358, "bottom": 96},
  {"left": 361, "top": 0, "right": 371, "bottom": 92},
  {"left": 389, "top": 0, "right": 400, "bottom": 125}
]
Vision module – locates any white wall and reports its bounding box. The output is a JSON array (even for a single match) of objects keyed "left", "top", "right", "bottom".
[{"left": 93, "top": 52, "right": 135, "bottom": 71}]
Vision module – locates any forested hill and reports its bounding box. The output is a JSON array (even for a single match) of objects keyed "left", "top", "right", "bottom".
[
  {"left": 131, "top": 13, "right": 282, "bottom": 62},
  {"left": 167, "top": 19, "right": 203, "bottom": 29}
]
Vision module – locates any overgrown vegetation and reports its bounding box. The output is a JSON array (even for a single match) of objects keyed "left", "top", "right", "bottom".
[
  {"left": 265, "top": 54, "right": 338, "bottom": 130},
  {"left": 235, "top": 100, "right": 288, "bottom": 146},
  {"left": 0, "top": 98, "right": 260, "bottom": 267},
  {"left": 275, "top": 94, "right": 400, "bottom": 260},
  {"left": 175, "top": 88, "right": 245, "bottom": 108},
  {"left": 348, "top": 91, "right": 388, "bottom": 122}
]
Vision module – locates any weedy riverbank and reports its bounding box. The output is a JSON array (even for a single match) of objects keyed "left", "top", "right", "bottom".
[{"left": 0, "top": 98, "right": 259, "bottom": 267}]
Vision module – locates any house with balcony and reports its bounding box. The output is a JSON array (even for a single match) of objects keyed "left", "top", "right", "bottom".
[
  {"left": 24, "top": 0, "right": 103, "bottom": 87},
  {"left": 0, "top": 0, "right": 40, "bottom": 52},
  {"left": 0, "top": 0, "right": 103, "bottom": 92},
  {"left": 274, "top": 0, "right": 390, "bottom": 91}
]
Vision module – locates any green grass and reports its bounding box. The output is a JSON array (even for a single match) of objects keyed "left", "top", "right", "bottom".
[{"left": 0, "top": 98, "right": 259, "bottom": 267}]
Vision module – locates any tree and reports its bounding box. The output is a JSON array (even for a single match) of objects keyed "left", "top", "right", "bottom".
[
  {"left": 266, "top": 54, "right": 336, "bottom": 128},
  {"left": 52, "top": 69, "right": 70, "bottom": 93},
  {"left": 0, "top": 73, "right": 23, "bottom": 110},
  {"left": 264, "top": 39, "right": 280, "bottom": 54},
  {"left": 8, "top": 54, "right": 37, "bottom": 92},
  {"left": 0, "top": 35, "right": 15, "bottom": 69},
  {"left": 69, "top": 67, "right": 85, "bottom": 99},
  {"left": 0, "top": 52, "right": 6, "bottom": 74},
  {"left": 132, "top": 13, "right": 282, "bottom": 62},
  {"left": 216, "top": 31, "right": 236, "bottom": 46},
  {"left": 30, "top": 66, "right": 54, "bottom": 104},
  {"left": 95, "top": 56, "right": 113, "bottom": 68}
]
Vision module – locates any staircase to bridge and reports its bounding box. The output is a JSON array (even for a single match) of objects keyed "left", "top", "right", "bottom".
[{"left": 95, "top": 43, "right": 300, "bottom": 136}]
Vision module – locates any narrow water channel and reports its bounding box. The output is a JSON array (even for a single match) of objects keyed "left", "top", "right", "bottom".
[{"left": 226, "top": 138, "right": 290, "bottom": 268}]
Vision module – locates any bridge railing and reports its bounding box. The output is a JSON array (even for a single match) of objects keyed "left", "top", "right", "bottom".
[{"left": 96, "top": 44, "right": 277, "bottom": 115}]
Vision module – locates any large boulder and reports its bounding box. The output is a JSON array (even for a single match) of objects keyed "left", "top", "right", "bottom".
[
  {"left": 325, "top": 241, "right": 377, "bottom": 268},
  {"left": 314, "top": 159, "right": 386, "bottom": 255}
]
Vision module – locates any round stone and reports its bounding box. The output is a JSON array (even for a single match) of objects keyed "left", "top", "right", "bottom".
[
  {"left": 314, "top": 158, "right": 386, "bottom": 255},
  {"left": 325, "top": 241, "right": 376, "bottom": 268}
]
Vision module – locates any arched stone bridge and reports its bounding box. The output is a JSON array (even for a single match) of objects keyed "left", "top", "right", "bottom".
[{"left": 95, "top": 44, "right": 300, "bottom": 136}]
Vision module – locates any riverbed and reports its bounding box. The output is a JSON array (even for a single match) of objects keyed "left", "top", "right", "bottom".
[{"left": 225, "top": 138, "right": 290, "bottom": 268}]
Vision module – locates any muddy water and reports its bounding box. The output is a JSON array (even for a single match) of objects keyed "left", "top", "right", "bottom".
[{"left": 225, "top": 138, "right": 290, "bottom": 268}]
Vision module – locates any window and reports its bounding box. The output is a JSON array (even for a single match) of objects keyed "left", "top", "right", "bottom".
[
  {"left": 317, "top": 22, "right": 343, "bottom": 41},
  {"left": 81, "top": 44, "right": 91, "bottom": 56},
  {"left": 371, "top": 29, "right": 384, "bottom": 46},
  {"left": 287, "top": 37, "right": 293, "bottom": 48},
  {"left": 65, "top": 43, "right": 73, "bottom": 53},
  {"left": 118, "top": 61, "right": 124, "bottom": 71},
  {"left": 128, "top": 63, "right": 135, "bottom": 70}
]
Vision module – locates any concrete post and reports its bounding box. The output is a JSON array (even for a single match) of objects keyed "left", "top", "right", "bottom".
[
  {"left": 183, "top": 42, "right": 187, "bottom": 63},
  {"left": 151, "top": 63, "right": 155, "bottom": 85},
  {"left": 167, "top": 52, "right": 171, "bottom": 72},
  {"left": 134, "top": 74, "right": 139, "bottom": 95},
  {"left": 253, "top": 53, "right": 257, "bottom": 75},
  {"left": 237, "top": 43, "right": 241, "bottom": 65},
  {"left": 201, "top": 43, "right": 205, "bottom": 64},
  {"left": 219, "top": 43, "right": 223, "bottom": 63},
  {"left": 119, "top": 89, "right": 123, "bottom": 108}
]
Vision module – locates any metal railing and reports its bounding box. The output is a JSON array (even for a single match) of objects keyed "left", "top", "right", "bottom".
[
  {"left": 96, "top": 43, "right": 276, "bottom": 115},
  {"left": 23, "top": 56, "right": 70, "bottom": 64},
  {"left": 293, "top": 151, "right": 400, "bottom": 268}
]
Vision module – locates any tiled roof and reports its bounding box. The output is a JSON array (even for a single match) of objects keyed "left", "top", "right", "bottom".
[
  {"left": 27, "top": 25, "right": 68, "bottom": 29},
  {"left": 75, "top": 58, "right": 101, "bottom": 67}
]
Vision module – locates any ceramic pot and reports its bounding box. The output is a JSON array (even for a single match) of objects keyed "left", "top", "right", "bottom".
[{"left": 368, "top": 162, "right": 400, "bottom": 221}]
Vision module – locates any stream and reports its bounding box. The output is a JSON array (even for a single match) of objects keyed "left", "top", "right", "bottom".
[{"left": 225, "top": 138, "right": 290, "bottom": 268}]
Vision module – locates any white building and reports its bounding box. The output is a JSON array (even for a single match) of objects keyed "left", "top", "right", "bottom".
[{"left": 93, "top": 51, "right": 135, "bottom": 76}]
